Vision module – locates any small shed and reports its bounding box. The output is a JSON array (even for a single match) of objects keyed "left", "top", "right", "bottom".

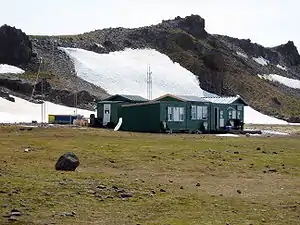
[{"left": 96, "top": 94, "right": 148, "bottom": 126}]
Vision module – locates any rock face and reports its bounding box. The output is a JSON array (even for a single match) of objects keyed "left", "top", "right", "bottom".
[
  {"left": 1, "top": 14, "right": 300, "bottom": 121},
  {"left": 0, "top": 24, "right": 33, "bottom": 66},
  {"left": 55, "top": 152, "right": 80, "bottom": 171}
]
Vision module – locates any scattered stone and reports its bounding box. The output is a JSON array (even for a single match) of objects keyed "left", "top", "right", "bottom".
[
  {"left": 169, "top": 180, "right": 173, "bottom": 183},
  {"left": 237, "top": 190, "right": 242, "bottom": 194},
  {"left": 60, "top": 212, "right": 75, "bottom": 217},
  {"left": 256, "top": 147, "right": 261, "bottom": 150},
  {"left": 87, "top": 190, "right": 96, "bottom": 195},
  {"left": 0, "top": 190, "right": 7, "bottom": 194},
  {"left": 120, "top": 193, "right": 133, "bottom": 198},
  {"left": 109, "top": 160, "right": 115, "bottom": 163},
  {"left": 112, "top": 185, "right": 118, "bottom": 190},
  {"left": 196, "top": 183, "right": 201, "bottom": 187},
  {"left": 106, "top": 196, "right": 114, "bottom": 199},
  {"left": 116, "top": 189, "right": 125, "bottom": 193},
  {"left": 159, "top": 189, "right": 167, "bottom": 193},
  {"left": 233, "top": 151, "right": 239, "bottom": 154},
  {"left": 96, "top": 185, "right": 106, "bottom": 189},
  {"left": 12, "top": 188, "right": 20, "bottom": 194},
  {"left": 8, "top": 216, "right": 18, "bottom": 221},
  {"left": 55, "top": 152, "right": 80, "bottom": 171},
  {"left": 263, "top": 170, "right": 267, "bottom": 173},
  {"left": 151, "top": 190, "right": 156, "bottom": 194},
  {"left": 2, "top": 204, "right": 8, "bottom": 208},
  {"left": 268, "top": 168, "right": 277, "bottom": 173},
  {"left": 245, "top": 133, "right": 250, "bottom": 137},
  {"left": 180, "top": 186, "right": 184, "bottom": 189},
  {"left": 239, "top": 158, "right": 243, "bottom": 161},
  {"left": 273, "top": 152, "right": 278, "bottom": 154},
  {"left": 262, "top": 151, "right": 267, "bottom": 154}
]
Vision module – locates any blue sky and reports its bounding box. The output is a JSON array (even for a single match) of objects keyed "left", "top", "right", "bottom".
[{"left": 1, "top": 0, "right": 299, "bottom": 50}]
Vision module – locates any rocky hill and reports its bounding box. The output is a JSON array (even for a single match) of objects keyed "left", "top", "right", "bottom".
[{"left": 1, "top": 15, "right": 300, "bottom": 122}]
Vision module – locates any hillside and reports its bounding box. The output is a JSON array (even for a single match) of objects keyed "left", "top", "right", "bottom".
[{"left": 0, "top": 15, "right": 300, "bottom": 122}]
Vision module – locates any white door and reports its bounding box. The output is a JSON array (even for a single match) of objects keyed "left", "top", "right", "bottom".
[
  {"left": 220, "top": 110, "right": 225, "bottom": 127},
  {"left": 103, "top": 104, "right": 111, "bottom": 125}
]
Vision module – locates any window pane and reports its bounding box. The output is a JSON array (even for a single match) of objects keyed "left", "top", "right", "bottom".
[
  {"left": 168, "top": 107, "right": 173, "bottom": 121},
  {"left": 173, "top": 107, "right": 179, "bottom": 121},
  {"left": 197, "top": 106, "right": 202, "bottom": 120},
  {"left": 203, "top": 106, "right": 208, "bottom": 119},
  {"left": 191, "top": 105, "right": 197, "bottom": 120},
  {"left": 179, "top": 107, "right": 185, "bottom": 121},
  {"left": 232, "top": 110, "right": 237, "bottom": 119}
]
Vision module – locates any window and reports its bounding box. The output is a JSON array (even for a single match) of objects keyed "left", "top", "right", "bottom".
[
  {"left": 191, "top": 105, "right": 197, "bottom": 120},
  {"left": 191, "top": 105, "right": 208, "bottom": 120},
  {"left": 237, "top": 111, "right": 241, "bottom": 119},
  {"left": 228, "top": 107, "right": 237, "bottom": 119},
  {"left": 167, "top": 107, "right": 185, "bottom": 122}
]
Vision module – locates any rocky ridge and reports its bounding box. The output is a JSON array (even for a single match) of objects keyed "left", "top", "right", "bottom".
[{"left": 0, "top": 15, "right": 300, "bottom": 122}]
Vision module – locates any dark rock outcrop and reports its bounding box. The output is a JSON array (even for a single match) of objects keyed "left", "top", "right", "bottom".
[
  {"left": 0, "top": 24, "right": 33, "bottom": 66},
  {"left": 272, "top": 41, "right": 300, "bottom": 66},
  {"left": 55, "top": 152, "right": 80, "bottom": 171}
]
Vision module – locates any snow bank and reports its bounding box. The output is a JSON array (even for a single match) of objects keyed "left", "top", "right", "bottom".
[
  {"left": 0, "top": 96, "right": 94, "bottom": 123},
  {"left": 61, "top": 47, "right": 217, "bottom": 99},
  {"left": 276, "top": 64, "right": 287, "bottom": 71},
  {"left": 252, "top": 56, "right": 269, "bottom": 66},
  {"left": 0, "top": 64, "right": 25, "bottom": 74},
  {"left": 244, "top": 106, "right": 288, "bottom": 125},
  {"left": 216, "top": 134, "right": 240, "bottom": 137},
  {"left": 236, "top": 51, "right": 248, "bottom": 58},
  {"left": 258, "top": 74, "right": 300, "bottom": 89},
  {"left": 261, "top": 130, "right": 289, "bottom": 136}
]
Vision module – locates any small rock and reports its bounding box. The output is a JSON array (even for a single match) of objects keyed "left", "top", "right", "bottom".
[
  {"left": 60, "top": 212, "right": 75, "bottom": 217},
  {"left": 97, "top": 185, "right": 106, "bottom": 189},
  {"left": 120, "top": 193, "right": 133, "bottom": 198},
  {"left": 112, "top": 185, "right": 118, "bottom": 189},
  {"left": 109, "top": 160, "right": 115, "bottom": 163},
  {"left": 196, "top": 183, "right": 201, "bottom": 187},
  {"left": 262, "top": 151, "right": 267, "bottom": 154},
  {"left": 256, "top": 147, "right": 261, "bottom": 150},
  {"left": 169, "top": 180, "right": 173, "bottom": 183},
  {"left": 273, "top": 152, "right": 278, "bottom": 154},
  {"left": 233, "top": 151, "right": 239, "bottom": 154},
  {"left": 116, "top": 189, "right": 125, "bottom": 193},
  {"left": 87, "top": 190, "right": 96, "bottom": 195},
  {"left": 237, "top": 190, "right": 242, "bottom": 194},
  {"left": 159, "top": 189, "right": 167, "bottom": 193},
  {"left": 268, "top": 168, "right": 277, "bottom": 173},
  {"left": 239, "top": 158, "right": 243, "bottom": 161},
  {"left": 2, "top": 204, "right": 8, "bottom": 208},
  {"left": 106, "top": 196, "right": 114, "bottom": 199},
  {"left": 10, "top": 209, "right": 22, "bottom": 216},
  {"left": 180, "top": 186, "right": 184, "bottom": 189},
  {"left": 55, "top": 152, "right": 80, "bottom": 171},
  {"left": 151, "top": 190, "right": 156, "bottom": 194}
]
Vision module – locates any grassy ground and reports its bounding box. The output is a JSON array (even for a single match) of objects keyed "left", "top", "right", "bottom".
[{"left": 1, "top": 126, "right": 300, "bottom": 225}]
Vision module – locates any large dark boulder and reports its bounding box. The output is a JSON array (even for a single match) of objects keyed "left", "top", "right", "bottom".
[
  {"left": 178, "top": 15, "right": 208, "bottom": 39},
  {"left": 55, "top": 152, "right": 80, "bottom": 171},
  {"left": 0, "top": 24, "right": 33, "bottom": 66}
]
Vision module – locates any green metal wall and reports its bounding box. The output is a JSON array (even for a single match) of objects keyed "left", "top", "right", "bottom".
[
  {"left": 97, "top": 102, "right": 123, "bottom": 125},
  {"left": 159, "top": 101, "right": 187, "bottom": 131},
  {"left": 210, "top": 103, "right": 244, "bottom": 131},
  {"left": 121, "top": 103, "right": 161, "bottom": 132}
]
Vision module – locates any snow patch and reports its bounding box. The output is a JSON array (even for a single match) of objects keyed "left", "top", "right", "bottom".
[
  {"left": 261, "top": 130, "right": 290, "bottom": 136},
  {"left": 216, "top": 134, "right": 240, "bottom": 137},
  {"left": 244, "top": 106, "right": 288, "bottom": 125},
  {"left": 95, "top": 43, "right": 105, "bottom": 49},
  {"left": 276, "top": 64, "right": 287, "bottom": 71},
  {"left": 0, "top": 95, "right": 94, "bottom": 123},
  {"left": 236, "top": 51, "right": 248, "bottom": 58},
  {"left": 0, "top": 64, "right": 25, "bottom": 74},
  {"left": 60, "top": 47, "right": 217, "bottom": 99},
  {"left": 258, "top": 74, "right": 300, "bottom": 89},
  {"left": 252, "top": 56, "right": 269, "bottom": 66}
]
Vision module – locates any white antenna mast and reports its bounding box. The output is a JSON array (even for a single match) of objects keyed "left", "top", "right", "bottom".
[{"left": 146, "top": 64, "right": 153, "bottom": 100}]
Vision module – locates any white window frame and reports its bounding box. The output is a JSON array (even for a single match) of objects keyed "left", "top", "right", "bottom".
[
  {"left": 167, "top": 106, "right": 185, "bottom": 122},
  {"left": 191, "top": 105, "right": 208, "bottom": 120}
]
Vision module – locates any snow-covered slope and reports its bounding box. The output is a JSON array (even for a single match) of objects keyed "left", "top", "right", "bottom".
[
  {"left": 258, "top": 74, "right": 300, "bottom": 89},
  {"left": 0, "top": 96, "right": 94, "bottom": 123},
  {"left": 0, "top": 64, "right": 25, "bottom": 74},
  {"left": 61, "top": 47, "right": 217, "bottom": 99},
  {"left": 244, "top": 106, "right": 288, "bottom": 125}
]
